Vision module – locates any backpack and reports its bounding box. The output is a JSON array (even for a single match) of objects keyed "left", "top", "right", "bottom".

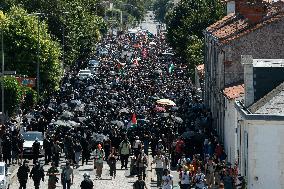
[{"left": 133, "top": 180, "right": 145, "bottom": 189}]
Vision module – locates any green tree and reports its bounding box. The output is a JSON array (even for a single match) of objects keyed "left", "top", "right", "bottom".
[
  {"left": 1, "top": 77, "right": 23, "bottom": 116},
  {"left": 166, "top": 0, "right": 224, "bottom": 77},
  {"left": 1, "top": 0, "right": 107, "bottom": 67},
  {"left": 22, "top": 86, "right": 37, "bottom": 111},
  {"left": 1, "top": 7, "right": 63, "bottom": 93},
  {"left": 153, "top": 0, "right": 173, "bottom": 23}
]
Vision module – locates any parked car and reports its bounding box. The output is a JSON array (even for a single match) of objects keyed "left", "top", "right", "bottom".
[
  {"left": 77, "top": 69, "right": 93, "bottom": 80},
  {"left": 88, "top": 59, "right": 100, "bottom": 67},
  {"left": 22, "top": 131, "right": 44, "bottom": 156},
  {"left": 0, "top": 162, "right": 11, "bottom": 189}
]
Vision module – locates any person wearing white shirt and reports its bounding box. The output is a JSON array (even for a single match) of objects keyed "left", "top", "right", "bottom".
[
  {"left": 179, "top": 166, "right": 191, "bottom": 189},
  {"left": 162, "top": 169, "right": 173, "bottom": 189},
  {"left": 193, "top": 167, "right": 206, "bottom": 189},
  {"left": 152, "top": 151, "right": 165, "bottom": 187}
]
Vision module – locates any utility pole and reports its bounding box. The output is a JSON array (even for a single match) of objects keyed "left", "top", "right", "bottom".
[
  {"left": 1, "top": 24, "right": 4, "bottom": 125},
  {"left": 62, "top": 12, "right": 69, "bottom": 68},
  {"left": 28, "top": 12, "right": 45, "bottom": 98}
]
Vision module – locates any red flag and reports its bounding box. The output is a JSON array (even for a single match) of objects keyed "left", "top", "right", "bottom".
[{"left": 131, "top": 113, "right": 137, "bottom": 125}]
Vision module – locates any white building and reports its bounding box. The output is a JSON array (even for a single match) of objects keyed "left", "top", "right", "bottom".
[
  {"left": 235, "top": 56, "right": 284, "bottom": 189},
  {"left": 223, "top": 84, "right": 244, "bottom": 164}
]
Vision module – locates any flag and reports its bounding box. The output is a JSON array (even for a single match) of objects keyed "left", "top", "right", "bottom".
[
  {"left": 169, "top": 63, "right": 174, "bottom": 74},
  {"left": 131, "top": 113, "right": 137, "bottom": 127}
]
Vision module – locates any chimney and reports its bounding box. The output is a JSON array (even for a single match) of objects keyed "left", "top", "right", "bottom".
[
  {"left": 241, "top": 55, "right": 254, "bottom": 107},
  {"left": 226, "top": 0, "right": 236, "bottom": 15},
  {"left": 235, "top": 0, "right": 267, "bottom": 24}
]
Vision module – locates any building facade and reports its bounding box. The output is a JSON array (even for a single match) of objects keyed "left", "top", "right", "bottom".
[{"left": 204, "top": 0, "right": 284, "bottom": 141}]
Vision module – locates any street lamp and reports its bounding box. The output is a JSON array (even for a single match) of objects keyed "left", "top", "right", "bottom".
[
  {"left": 62, "top": 11, "right": 69, "bottom": 68},
  {"left": 28, "top": 12, "right": 45, "bottom": 98},
  {"left": 1, "top": 15, "right": 4, "bottom": 124}
]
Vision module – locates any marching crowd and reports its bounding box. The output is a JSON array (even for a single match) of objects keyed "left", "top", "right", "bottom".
[{"left": 0, "top": 27, "right": 246, "bottom": 189}]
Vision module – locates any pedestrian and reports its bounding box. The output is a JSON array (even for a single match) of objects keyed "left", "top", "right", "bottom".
[
  {"left": 80, "top": 173, "right": 94, "bottom": 189},
  {"left": 136, "top": 150, "right": 148, "bottom": 180},
  {"left": 2, "top": 136, "right": 12, "bottom": 165},
  {"left": 43, "top": 135, "right": 52, "bottom": 165},
  {"left": 29, "top": 161, "right": 45, "bottom": 189},
  {"left": 205, "top": 157, "right": 216, "bottom": 188},
  {"left": 17, "top": 160, "right": 30, "bottom": 189},
  {"left": 52, "top": 141, "right": 61, "bottom": 167},
  {"left": 74, "top": 140, "right": 82, "bottom": 168},
  {"left": 133, "top": 136, "right": 142, "bottom": 158},
  {"left": 193, "top": 167, "right": 206, "bottom": 189},
  {"left": 162, "top": 169, "right": 173, "bottom": 189},
  {"left": 81, "top": 137, "right": 90, "bottom": 166},
  {"left": 119, "top": 136, "right": 131, "bottom": 169},
  {"left": 133, "top": 174, "right": 148, "bottom": 189},
  {"left": 61, "top": 161, "right": 74, "bottom": 189},
  {"left": 108, "top": 147, "right": 117, "bottom": 179},
  {"left": 32, "top": 138, "right": 40, "bottom": 164},
  {"left": 11, "top": 135, "right": 19, "bottom": 164},
  {"left": 47, "top": 162, "right": 60, "bottom": 189},
  {"left": 152, "top": 150, "right": 165, "bottom": 188},
  {"left": 94, "top": 144, "right": 105, "bottom": 179},
  {"left": 179, "top": 166, "right": 191, "bottom": 189}
]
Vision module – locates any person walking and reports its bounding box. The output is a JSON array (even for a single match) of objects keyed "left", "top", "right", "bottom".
[
  {"left": 43, "top": 136, "right": 52, "bottom": 165},
  {"left": 133, "top": 174, "right": 148, "bottom": 189},
  {"left": 94, "top": 144, "right": 105, "bottom": 179},
  {"left": 108, "top": 147, "right": 117, "bottom": 179},
  {"left": 119, "top": 136, "right": 131, "bottom": 169},
  {"left": 193, "top": 167, "right": 206, "bottom": 189},
  {"left": 52, "top": 141, "right": 61, "bottom": 167},
  {"left": 81, "top": 137, "right": 90, "bottom": 166},
  {"left": 136, "top": 150, "right": 148, "bottom": 181},
  {"left": 179, "top": 166, "right": 191, "bottom": 189},
  {"left": 32, "top": 138, "right": 40, "bottom": 164},
  {"left": 162, "top": 169, "right": 173, "bottom": 189},
  {"left": 205, "top": 157, "right": 216, "bottom": 189},
  {"left": 29, "top": 161, "right": 45, "bottom": 189},
  {"left": 17, "top": 160, "right": 30, "bottom": 189},
  {"left": 61, "top": 161, "right": 74, "bottom": 189},
  {"left": 80, "top": 173, "right": 93, "bottom": 189},
  {"left": 152, "top": 150, "right": 165, "bottom": 188},
  {"left": 74, "top": 140, "right": 82, "bottom": 168},
  {"left": 47, "top": 162, "right": 60, "bottom": 189}
]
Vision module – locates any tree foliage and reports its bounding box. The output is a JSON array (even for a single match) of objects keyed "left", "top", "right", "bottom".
[
  {"left": 1, "top": 7, "right": 63, "bottom": 93},
  {"left": 166, "top": 0, "right": 224, "bottom": 76},
  {"left": 1, "top": 77, "right": 23, "bottom": 116},
  {"left": 1, "top": 0, "right": 107, "bottom": 67},
  {"left": 153, "top": 0, "right": 173, "bottom": 23},
  {"left": 22, "top": 86, "right": 37, "bottom": 111}
]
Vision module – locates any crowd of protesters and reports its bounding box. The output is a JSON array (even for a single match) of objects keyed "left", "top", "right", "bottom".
[{"left": 0, "top": 27, "right": 246, "bottom": 189}]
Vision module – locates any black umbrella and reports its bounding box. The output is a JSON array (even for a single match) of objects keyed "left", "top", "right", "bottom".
[
  {"left": 86, "top": 86, "right": 96, "bottom": 90},
  {"left": 111, "top": 120, "right": 124, "bottom": 127},
  {"left": 171, "top": 116, "right": 183, "bottom": 123},
  {"left": 158, "top": 113, "right": 170, "bottom": 117},
  {"left": 60, "top": 111, "right": 74, "bottom": 119},
  {"left": 119, "top": 108, "right": 129, "bottom": 114}
]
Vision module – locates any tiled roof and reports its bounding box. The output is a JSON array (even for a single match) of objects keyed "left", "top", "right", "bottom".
[
  {"left": 250, "top": 82, "right": 284, "bottom": 115},
  {"left": 223, "top": 84, "right": 244, "bottom": 100},
  {"left": 206, "top": 5, "right": 284, "bottom": 44}
]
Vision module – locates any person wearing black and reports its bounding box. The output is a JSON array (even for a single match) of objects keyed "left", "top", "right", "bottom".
[
  {"left": 32, "top": 138, "right": 40, "bottom": 164},
  {"left": 43, "top": 136, "right": 52, "bottom": 165},
  {"left": 17, "top": 160, "right": 30, "bottom": 189},
  {"left": 133, "top": 174, "right": 148, "bottom": 189},
  {"left": 29, "top": 161, "right": 45, "bottom": 189},
  {"left": 2, "top": 136, "right": 12, "bottom": 165},
  {"left": 81, "top": 138, "right": 90, "bottom": 166},
  {"left": 80, "top": 173, "right": 93, "bottom": 189}
]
